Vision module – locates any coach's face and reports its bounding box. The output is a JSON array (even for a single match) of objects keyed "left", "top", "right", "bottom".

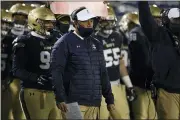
[
  {"left": 78, "top": 19, "right": 94, "bottom": 28},
  {"left": 75, "top": 19, "right": 94, "bottom": 37}
]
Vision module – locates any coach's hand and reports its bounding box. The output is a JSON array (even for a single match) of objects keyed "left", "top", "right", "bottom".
[
  {"left": 57, "top": 102, "right": 68, "bottom": 113},
  {"left": 107, "top": 104, "right": 115, "bottom": 111},
  {"left": 107, "top": 104, "right": 121, "bottom": 119}
]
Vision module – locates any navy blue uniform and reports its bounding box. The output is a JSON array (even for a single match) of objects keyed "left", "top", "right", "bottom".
[
  {"left": 94, "top": 32, "right": 122, "bottom": 81},
  {"left": 128, "top": 26, "right": 153, "bottom": 89},
  {"left": 51, "top": 31, "right": 114, "bottom": 106},
  {"left": 138, "top": 1, "right": 180, "bottom": 93},
  {"left": 12, "top": 33, "right": 54, "bottom": 90}
]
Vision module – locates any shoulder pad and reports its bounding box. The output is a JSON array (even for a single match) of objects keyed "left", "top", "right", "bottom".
[
  {"left": 130, "top": 26, "right": 145, "bottom": 36},
  {"left": 12, "top": 35, "right": 27, "bottom": 45},
  {"left": 130, "top": 26, "right": 140, "bottom": 33},
  {"left": 12, "top": 35, "right": 26, "bottom": 52}
]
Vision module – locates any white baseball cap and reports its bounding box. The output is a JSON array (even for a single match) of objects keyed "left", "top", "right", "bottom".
[
  {"left": 76, "top": 8, "right": 96, "bottom": 21},
  {"left": 168, "top": 8, "right": 180, "bottom": 19}
]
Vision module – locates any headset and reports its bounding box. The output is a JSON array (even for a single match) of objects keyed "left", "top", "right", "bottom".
[
  {"left": 161, "top": 8, "right": 171, "bottom": 27},
  {"left": 71, "top": 7, "right": 87, "bottom": 21}
]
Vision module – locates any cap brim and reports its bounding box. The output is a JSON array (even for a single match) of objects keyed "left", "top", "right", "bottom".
[
  {"left": 168, "top": 8, "right": 180, "bottom": 19},
  {"left": 76, "top": 9, "right": 95, "bottom": 21}
]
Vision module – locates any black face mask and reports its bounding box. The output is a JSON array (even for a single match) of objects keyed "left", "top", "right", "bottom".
[
  {"left": 57, "top": 22, "right": 70, "bottom": 34},
  {"left": 77, "top": 24, "right": 93, "bottom": 38}
]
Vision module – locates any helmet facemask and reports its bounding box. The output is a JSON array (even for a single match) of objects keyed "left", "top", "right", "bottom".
[
  {"left": 98, "top": 19, "right": 116, "bottom": 37},
  {"left": 35, "top": 18, "right": 55, "bottom": 37}
]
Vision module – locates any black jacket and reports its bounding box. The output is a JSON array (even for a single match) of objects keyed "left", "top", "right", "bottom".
[
  {"left": 51, "top": 32, "right": 114, "bottom": 106},
  {"left": 138, "top": 1, "right": 180, "bottom": 93},
  {"left": 128, "top": 26, "right": 153, "bottom": 89}
]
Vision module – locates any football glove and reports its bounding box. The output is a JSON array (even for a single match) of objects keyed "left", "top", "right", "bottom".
[{"left": 126, "top": 87, "right": 137, "bottom": 102}]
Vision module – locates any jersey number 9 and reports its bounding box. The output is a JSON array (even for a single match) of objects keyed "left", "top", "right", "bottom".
[{"left": 39, "top": 51, "right": 51, "bottom": 69}]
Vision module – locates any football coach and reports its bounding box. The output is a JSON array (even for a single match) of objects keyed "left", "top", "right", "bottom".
[{"left": 50, "top": 7, "right": 115, "bottom": 119}]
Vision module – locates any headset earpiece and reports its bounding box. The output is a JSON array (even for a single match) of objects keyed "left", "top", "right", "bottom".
[{"left": 161, "top": 9, "right": 170, "bottom": 26}]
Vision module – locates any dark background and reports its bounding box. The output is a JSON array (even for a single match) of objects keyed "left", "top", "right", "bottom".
[{"left": 1, "top": 1, "right": 180, "bottom": 21}]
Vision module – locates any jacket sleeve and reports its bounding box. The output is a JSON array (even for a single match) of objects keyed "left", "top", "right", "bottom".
[
  {"left": 138, "top": 1, "right": 159, "bottom": 43},
  {"left": 12, "top": 41, "right": 39, "bottom": 82},
  {"left": 99, "top": 44, "right": 114, "bottom": 105},
  {"left": 51, "top": 37, "right": 68, "bottom": 103}
]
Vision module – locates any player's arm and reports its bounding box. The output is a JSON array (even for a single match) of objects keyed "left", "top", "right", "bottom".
[
  {"left": 117, "top": 31, "right": 133, "bottom": 88},
  {"left": 51, "top": 37, "right": 68, "bottom": 104},
  {"left": 138, "top": 1, "right": 159, "bottom": 43},
  {"left": 119, "top": 56, "right": 137, "bottom": 101},
  {"left": 119, "top": 32, "right": 137, "bottom": 101},
  {"left": 99, "top": 43, "right": 114, "bottom": 105},
  {"left": 119, "top": 57, "right": 133, "bottom": 88},
  {"left": 12, "top": 38, "right": 39, "bottom": 82}
]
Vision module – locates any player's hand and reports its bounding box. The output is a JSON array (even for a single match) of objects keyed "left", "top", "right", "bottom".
[
  {"left": 126, "top": 87, "right": 137, "bottom": 102},
  {"left": 37, "top": 75, "right": 49, "bottom": 85},
  {"left": 57, "top": 102, "right": 68, "bottom": 113},
  {"left": 107, "top": 104, "right": 115, "bottom": 111}
]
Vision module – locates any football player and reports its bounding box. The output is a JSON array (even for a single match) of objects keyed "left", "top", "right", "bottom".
[
  {"left": 94, "top": 4, "right": 136, "bottom": 119},
  {"left": 1, "top": 9, "right": 13, "bottom": 40},
  {"left": 138, "top": 1, "right": 180, "bottom": 119},
  {"left": 9, "top": 3, "right": 35, "bottom": 36},
  {"left": 149, "top": 4, "right": 162, "bottom": 26},
  {"left": 48, "top": 14, "right": 71, "bottom": 42},
  {"left": 1, "top": 9, "right": 14, "bottom": 120},
  {"left": 55, "top": 14, "right": 71, "bottom": 35},
  {"left": 12, "top": 7, "right": 61, "bottom": 119},
  {"left": 7, "top": 3, "right": 36, "bottom": 120},
  {"left": 119, "top": 12, "right": 157, "bottom": 119}
]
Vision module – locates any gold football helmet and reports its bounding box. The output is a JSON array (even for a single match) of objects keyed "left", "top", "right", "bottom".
[
  {"left": 119, "top": 12, "right": 139, "bottom": 32},
  {"left": 1, "top": 9, "right": 13, "bottom": 23},
  {"left": 150, "top": 4, "right": 162, "bottom": 26},
  {"left": 55, "top": 14, "right": 70, "bottom": 25},
  {"left": 150, "top": 4, "right": 162, "bottom": 17},
  {"left": 98, "top": 4, "right": 117, "bottom": 29},
  {"left": 9, "top": 3, "right": 35, "bottom": 16},
  {"left": 55, "top": 14, "right": 70, "bottom": 33},
  {"left": 9, "top": 3, "right": 36, "bottom": 26},
  {"left": 28, "top": 7, "right": 56, "bottom": 36},
  {"left": 96, "top": 4, "right": 117, "bottom": 35}
]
